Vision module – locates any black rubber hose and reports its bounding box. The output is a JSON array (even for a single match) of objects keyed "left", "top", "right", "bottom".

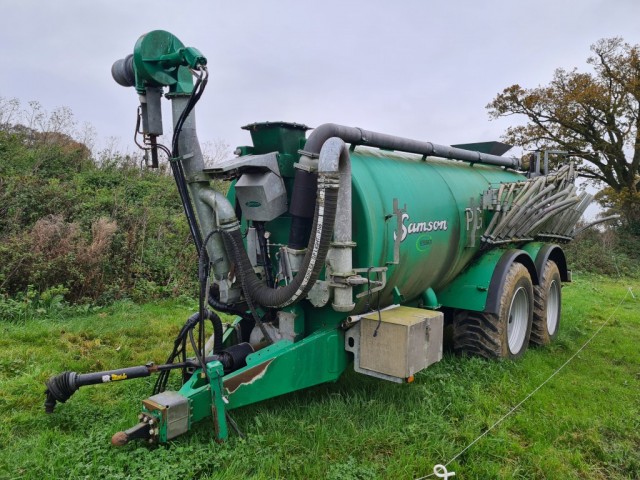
[
  {"left": 288, "top": 169, "right": 318, "bottom": 249},
  {"left": 207, "top": 286, "right": 255, "bottom": 343},
  {"left": 170, "top": 161, "right": 203, "bottom": 253},
  {"left": 178, "top": 310, "right": 223, "bottom": 355},
  {"left": 204, "top": 310, "right": 224, "bottom": 355},
  {"left": 153, "top": 309, "right": 223, "bottom": 394},
  {"left": 222, "top": 185, "right": 338, "bottom": 308}
]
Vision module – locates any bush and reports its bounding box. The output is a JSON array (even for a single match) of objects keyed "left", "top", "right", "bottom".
[
  {"left": 564, "top": 226, "right": 640, "bottom": 277},
  {"left": 0, "top": 106, "right": 201, "bottom": 305}
]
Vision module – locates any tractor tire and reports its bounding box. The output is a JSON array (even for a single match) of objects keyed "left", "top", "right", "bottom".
[
  {"left": 530, "top": 260, "right": 561, "bottom": 346},
  {"left": 453, "top": 262, "right": 533, "bottom": 360}
]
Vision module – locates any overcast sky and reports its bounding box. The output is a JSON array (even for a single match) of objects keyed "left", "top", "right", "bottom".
[{"left": 2, "top": 0, "right": 639, "bottom": 163}]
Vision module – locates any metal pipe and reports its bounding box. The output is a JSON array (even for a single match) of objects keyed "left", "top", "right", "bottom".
[
  {"left": 505, "top": 185, "right": 572, "bottom": 238},
  {"left": 495, "top": 179, "right": 543, "bottom": 233},
  {"left": 170, "top": 96, "right": 240, "bottom": 303},
  {"left": 345, "top": 304, "right": 400, "bottom": 326},
  {"left": 301, "top": 123, "right": 520, "bottom": 168},
  {"left": 573, "top": 215, "right": 621, "bottom": 236},
  {"left": 170, "top": 95, "right": 211, "bottom": 248},
  {"left": 318, "top": 138, "right": 354, "bottom": 312},
  {"left": 197, "top": 189, "right": 235, "bottom": 282},
  {"left": 524, "top": 197, "right": 581, "bottom": 234}
]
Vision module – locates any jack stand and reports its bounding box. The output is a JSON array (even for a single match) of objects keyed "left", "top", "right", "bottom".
[{"left": 206, "top": 361, "right": 229, "bottom": 442}]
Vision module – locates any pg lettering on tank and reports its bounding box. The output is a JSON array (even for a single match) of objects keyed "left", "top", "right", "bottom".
[{"left": 393, "top": 212, "right": 448, "bottom": 243}]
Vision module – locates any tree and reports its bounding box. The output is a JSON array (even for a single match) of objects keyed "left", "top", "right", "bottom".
[{"left": 487, "top": 38, "right": 640, "bottom": 229}]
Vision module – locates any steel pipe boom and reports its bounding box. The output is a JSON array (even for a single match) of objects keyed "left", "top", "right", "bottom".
[{"left": 301, "top": 123, "right": 520, "bottom": 168}]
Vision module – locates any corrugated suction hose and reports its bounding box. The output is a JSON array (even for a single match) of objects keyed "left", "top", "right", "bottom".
[{"left": 222, "top": 175, "right": 339, "bottom": 308}]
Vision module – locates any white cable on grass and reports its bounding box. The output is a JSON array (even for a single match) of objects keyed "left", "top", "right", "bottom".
[{"left": 416, "top": 285, "right": 634, "bottom": 480}]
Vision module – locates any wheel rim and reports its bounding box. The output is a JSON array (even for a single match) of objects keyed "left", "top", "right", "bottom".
[
  {"left": 546, "top": 279, "right": 560, "bottom": 335},
  {"left": 507, "top": 286, "right": 529, "bottom": 354}
]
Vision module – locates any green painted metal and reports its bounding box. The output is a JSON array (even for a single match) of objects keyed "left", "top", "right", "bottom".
[
  {"left": 228, "top": 139, "right": 529, "bottom": 329},
  {"left": 140, "top": 329, "right": 347, "bottom": 441},
  {"left": 421, "top": 287, "right": 439, "bottom": 309},
  {"left": 346, "top": 149, "right": 525, "bottom": 312},
  {"left": 132, "top": 30, "right": 206, "bottom": 94},
  {"left": 228, "top": 143, "right": 528, "bottom": 332},
  {"left": 178, "top": 373, "right": 209, "bottom": 424},
  {"left": 161, "top": 360, "right": 228, "bottom": 442},
  {"left": 436, "top": 248, "right": 505, "bottom": 312},
  {"left": 224, "top": 328, "right": 348, "bottom": 409},
  {"left": 520, "top": 241, "right": 545, "bottom": 265},
  {"left": 241, "top": 122, "right": 309, "bottom": 177},
  {"left": 207, "top": 361, "right": 229, "bottom": 441}
]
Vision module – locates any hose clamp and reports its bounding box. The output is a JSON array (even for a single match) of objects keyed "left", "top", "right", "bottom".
[
  {"left": 220, "top": 219, "right": 241, "bottom": 232},
  {"left": 185, "top": 172, "right": 210, "bottom": 183},
  {"left": 293, "top": 162, "right": 318, "bottom": 173},
  {"left": 356, "top": 127, "right": 368, "bottom": 144},
  {"left": 297, "top": 149, "right": 319, "bottom": 159},
  {"left": 318, "top": 175, "right": 340, "bottom": 189}
]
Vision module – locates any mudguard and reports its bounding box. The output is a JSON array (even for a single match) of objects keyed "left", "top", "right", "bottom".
[
  {"left": 521, "top": 242, "right": 570, "bottom": 282},
  {"left": 437, "top": 248, "right": 538, "bottom": 314}
]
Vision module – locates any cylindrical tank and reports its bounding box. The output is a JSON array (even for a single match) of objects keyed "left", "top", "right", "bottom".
[
  {"left": 349, "top": 147, "right": 525, "bottom": 309},
  {"left": 231, "top": 123, "right": 525, "bottom": 317}
]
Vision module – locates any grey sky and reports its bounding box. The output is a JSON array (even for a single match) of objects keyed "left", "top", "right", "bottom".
[{"left": 2, "top": 0, "right": 639, "bottom": 160}]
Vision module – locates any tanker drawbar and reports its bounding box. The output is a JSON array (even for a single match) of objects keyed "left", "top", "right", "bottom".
[{"left": 45, "top": 30, "right": 593, "bottom": 445}]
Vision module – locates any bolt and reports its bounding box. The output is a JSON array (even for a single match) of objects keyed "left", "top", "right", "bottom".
[
  {"left": 138, "top": 414, "right": 144, "bottom": 421},
  {"left": 148, "top": 419, "right": 154, "bottom": 426}
]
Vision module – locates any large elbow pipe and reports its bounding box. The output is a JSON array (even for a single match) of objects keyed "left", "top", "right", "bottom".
[
  {"left": 198, "top": 188, "right": 235, "bottom": 281},
  {"left": 318, "top": 138, "right": 354, "bottom": 312}
]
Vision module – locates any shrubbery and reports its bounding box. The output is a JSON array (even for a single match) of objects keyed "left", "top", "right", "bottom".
[
  {"left": 0, "top": 104, "right": 201, "bottom": 307},
  {"left": 564, "top": 225, "right": 640, "bottom": 277}
]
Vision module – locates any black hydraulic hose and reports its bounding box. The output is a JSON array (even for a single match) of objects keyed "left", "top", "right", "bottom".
[
  {"left": 207, "top": 292, "right": 255, "bottom": 344},
  {"left": 170, "top": 161, "right": 203, "bottom": 253},
  {"left": 203, "top": 310, "right": 224, "bottom": 355},
  {"left": 222, "top": 182, "right": 339, "bottom": 308},
  {"left": 153, "top": 309, "right": 224, "bottom": 394},
  {"left": 170, "top": 70, "right": 208, "bottom": 253},
  {"left": 208, "top": 295, "right": 243, "bottom": 316}
]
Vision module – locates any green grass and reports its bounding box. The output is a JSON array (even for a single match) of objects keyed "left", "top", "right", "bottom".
[{"left": 0, "top": 275, "right": 638, "bottom": 479}]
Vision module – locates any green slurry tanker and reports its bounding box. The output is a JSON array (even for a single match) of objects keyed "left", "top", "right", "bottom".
[{"left": 45, "top": 31, "right": 595, "bottom": 445}]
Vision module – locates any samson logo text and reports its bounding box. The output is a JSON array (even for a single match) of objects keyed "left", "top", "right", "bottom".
[{"left": 394, "top": 213, "right": 448, "bottom": 242}]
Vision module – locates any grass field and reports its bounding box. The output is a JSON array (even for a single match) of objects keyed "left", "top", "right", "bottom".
[{"left": 0, "top": 274, "right": 638, "bottom": 479}]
